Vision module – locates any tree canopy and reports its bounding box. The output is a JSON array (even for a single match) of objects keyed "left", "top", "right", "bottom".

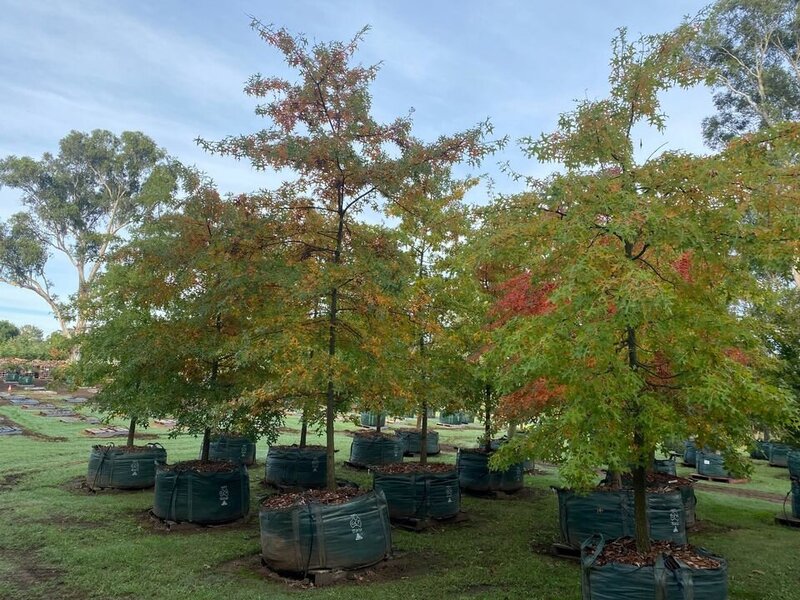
[{"left": 0, "top": 129, "right": 180, "bottom": 337}]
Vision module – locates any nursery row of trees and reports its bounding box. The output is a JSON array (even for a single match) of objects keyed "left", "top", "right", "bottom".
[{"left": 1, "top": 1, "right": 799, "bottom": 554}]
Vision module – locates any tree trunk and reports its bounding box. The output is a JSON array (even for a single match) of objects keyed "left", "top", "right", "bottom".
[
  {"left": 299, "top": 411, "right": 308, "bottom": 449},
  {"left": 484, "top": 385, "right": 492, "bottom": 453},
  {"left": 325, "top": 201, "right": 345, "bottom": 491},
  {"left": 607, "top": 470, "right": 623, "bottom": 489},
  {"left": 376, "top": 419, "right": 381, "bottom": 434},
  {"left": 507, "top": 422, "right": 517, "bottom": 439},
  {"left": 632, "top": 462, "right": 651, "bottom": 553},
  {"left": 126, "top": 415, "right": 137, "bottom": 447},
  {"left": 420, "top": 399, "right": 428, "bottom": 465},
  {"left": 200, "top": 427, "right": 211, "bottom": 462}
]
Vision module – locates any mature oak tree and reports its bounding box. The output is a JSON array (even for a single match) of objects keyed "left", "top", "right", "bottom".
[
  {"left": 479, "top": 27, "right": 799, "bottom": 552},
  {"left": 199, "top": 21, "right": 496, "bottom": 489}
]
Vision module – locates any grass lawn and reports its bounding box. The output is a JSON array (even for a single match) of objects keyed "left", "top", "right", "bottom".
[{"left": 1, "top": 390, "right": 799, "bottom": 599}]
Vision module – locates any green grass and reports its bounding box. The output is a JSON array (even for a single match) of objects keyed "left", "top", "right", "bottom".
[{"left": 1, "top": 396, "right": 799, "bottom": 599}]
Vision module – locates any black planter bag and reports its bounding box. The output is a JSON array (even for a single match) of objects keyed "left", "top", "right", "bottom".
[
  {"left": 456, "top": 449, "right": 524, "bottom": 493},
  {"left": 259, "top": 489, "right": 392, "bottom": 573},
  {"left": 265, "top": 446, "right": 326, "bottom": 488},
  {"left": 395, "top": 429, "right": 440, "bottom": 455},
  {"left": 87, "top": 444, "right": 167, "bottom": 490},
  {"left": 152, "top": 463, "right": 250, "bottom": 524},
  {"left": 581, "top": 535, "right": 728, "bottom": 600},
  {"left": 793, "top": 479, "right": 800, "bottom": 519},
  {"left": 557, "top": 488, "right": 687, "bottom": 549},
  {"left": 372, "top": 468, "right": 460, "bottom": 520},
  {"left": 696, "top": 451, "right": 732, "bottom": 477},
  {"left": 208, "top": 436, "right": 256, "bottom": 466}
]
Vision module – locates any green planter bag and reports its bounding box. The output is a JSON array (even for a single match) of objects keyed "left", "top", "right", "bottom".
[
  {"left": 456, "top": 448, "right": 524, "bottom": 493},
  {"left": 259, "top": 490, "right": 392, "bottom": 573},
  {"left": 4, "top": 372, "right": 19, "bottom": 382},
  {"left": 372, "top": 466, "right": 460, "bottom": 520},
  {"left": 265, "top": 446, "right": 326, "bottom": 489},
  {"left": 750, "top": 440, "right": 772, "bottom": 460},
  {"left": 652, "top": 458, "right": 677, "bottom": 476},
  {"left": 792, "top": 479, "right": 800, "bottom": 519},
  {"left": 360, "top": 412, "right": 386, "bottom": 428},
  {"left": 557, "top": 488, "right": 687, "bottom": 549},
  {"left": 87, "top": 444, "right": 167, "bottom": 490},
  {"left": 697, "top": 450, "right": 732, "bottom": 478},
  {"left": 769, "top": 443, "right": 793, "bottom": 468},
  {"left": 682, "top": 440, "right": 696, "bottom": 466},
  {"left": 438, "top": 412, "right": 464, "bottom": 425},
  {"left": 788, "top": 450, "right": 800, "bottom": 479},
  {"left": 153, "top": 462, "right": 250, "bottom": 524},
  {"left": 395, "top": 429, "right": 440, "bottom": 455},
  {"left": 208, "top": 435, "right": 256, "bottom": 465},
  {"left": 581, "top": 535, "right": 728, "bottom": 600},
  {"left": 349, "top": 433, "right": 404, "bottom": 467}
]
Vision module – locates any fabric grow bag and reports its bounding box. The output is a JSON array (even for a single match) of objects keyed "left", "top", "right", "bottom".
[
  {"left": 4, "top": 372, "right": 19, "bottom": 382},
  {"left": 208, "top": 435, "right": 256, "bottom": 466},
  {"left": 265, "top": 446, "right": 326, "bottom": 489},
  {"left": 788, "top": 450, "right": 800, "bottom": 479},
  {"left": 792, "top": 479, "right": 800, "bottom": 519},
  {"left": 769, "top": 443, "right": 792, "bottom": 468},
  {"left": 679, "top": 485, "right": 697, "bottom": 528},
  {"left": 557, "top": 488, "right": 687, "bottom": 549},
  {"left": 696, "top": 450, "right": 732, "bottom": 478},
  {"left": 456, "top": 449, "right": 524, "bottom": 493},
  {"left": 152, "top": 463, "right": 250, "bottom": 524},
  {"left": 682, "top": 440, "right": 696, "bottom": 466},
  {"left": 438, "top": 412, "right": 465, "bottom": 425},
  {"left": 653, "top": 458, "right": 677, "bottom": 476},
  {"left": 372, "top": 468, "right": 460, "bottom": 520},
  {"left": 87, "top": 444, "right": 167, "bottom": 490},
  {"left": 18, "top": 374, "right": 33, "bottom": 385},
  {"left": 581, "top": 535, "right": 728, "bottom": 600},
  {"left": 349, "top": 434, "right": 404, "bottom": 466},
  {"left": 395, "top": 429, "right": 440, "bottom": 455},
  {"left": 750, "top": 440, "right": 772, "bottom": 460},
  {"left": 360, "top": 412, "right": 385, "bottom": 428},
  {"left": 259, "top": 489, "right": 392, "bottom": 573}
]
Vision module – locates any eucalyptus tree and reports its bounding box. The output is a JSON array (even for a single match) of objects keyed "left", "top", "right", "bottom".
[{"left": 0, "top": 130, "right": 179, "bottom": 337}]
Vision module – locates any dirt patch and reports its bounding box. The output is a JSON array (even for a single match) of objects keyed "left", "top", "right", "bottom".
[
  {"left": 693, "top": 481, "right": 786, "bottom": 504},
  {"left": 0, "top": 472, "right": 25, "bottom": 492},
  {"left": 372, "top": 463, "right": 456, "bottom": 475},
  {"left": 0, "top": 414, "right": 66, "bottom": 442},
  {"left": 218, "top": 549, "right": 436, "bottom": 588},
  {"left": 590, "top": 537, "right": 722, "bottom": 569},
  {"left": 0, "top": 545, "right": 80, "bottom": 599},
  {"left": 135, "top": 508, "right": 259, "bottom": 535},
  {"left": 59, "top": 475, "right": 142, "bottom": 496},
  {"left": 688, "top": 520, "right": 737, "bottom": 534},
  {"left": 160, "top": 460, "right": 239, "bottom": 473}
]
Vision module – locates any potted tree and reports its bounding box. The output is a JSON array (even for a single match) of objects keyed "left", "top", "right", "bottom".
[
  {"left": 198, "top": 21, "right": 495, "bottom": 570},
  {"left": 85, "top": 177, "right": 285, "bottom": 523},
  {"left": 477, "top": 27, "right": 797, "bottom": 597},
  {"left": 348, "top": 397, "right": 405, "bottom": 468}
]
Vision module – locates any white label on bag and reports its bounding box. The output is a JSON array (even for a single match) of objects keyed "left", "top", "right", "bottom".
[
  {"left": 670, "top": 509, "right": 680, "bottom": 533},
  {"left": 703, "top": 460, "right": 710, "bottom": 465},
  {"left": 349, "top": 514, "right": 364, "bottom": 541},
  {"left": 219, "top": 485, "right": 230, "bottom": 506},
  {"left": 130, "top": 460, "right": 140, "bottom": 477}
]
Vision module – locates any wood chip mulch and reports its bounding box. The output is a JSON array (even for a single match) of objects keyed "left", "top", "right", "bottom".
[
  {"left": 353, "top": 430, "right": 398, "bottom": 439},
  {"left": 160, "top": 460, "right": 238, "bottom": 473},
  {"left": 372, "top": 463, "right": 455, "bottom": 475},
  {"left": 262, "top": 487, "right": 364, "bottom": 510},
  {"left": 591, "top": 537, "right": 722, "bottom": 569},
  {"left": 92, "top": 444, "right": 160, "bottom": 453}
]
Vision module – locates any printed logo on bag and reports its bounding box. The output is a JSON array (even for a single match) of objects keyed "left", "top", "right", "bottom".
[
  {"left": 703, "top": 459, "right": 711, "bottom": 465},
  {"left": 219, "top": 485, "right": 230, "bottom": 506},
  {"left": 669, "top": 508, "right": 680, "bottom": 533},
  {"left": 446, "top": 486, "right": 454, "bottom": 503},
  {"left": 241, "top": 446, "right": 247, "bottom": 457},
  {"left": 311, "top": 457, "right": 319, "bottom": 472},
  {"left": 130, "top": 460, "right": 140, "bottom": 477},
  {"left": 349, "top": 514, "right": 364, "bottom": 541}
]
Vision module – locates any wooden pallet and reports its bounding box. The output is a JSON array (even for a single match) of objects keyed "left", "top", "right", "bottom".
[
  {"left": 550, "top": 542, "right": 581, "bottom": 561},
  {"left": 690, "top": 473, "right": 749, "bottom": 484},
  {"left": 391, "top": 510, "right": 469, "bottom": 532},
  {"left": 775, "top": 513, "right": 800, "bottom": 528}
]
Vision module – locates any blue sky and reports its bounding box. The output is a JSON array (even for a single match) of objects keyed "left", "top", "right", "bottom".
[{"left": 0, "top": 0, "right": 713, "bottom": 333}]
